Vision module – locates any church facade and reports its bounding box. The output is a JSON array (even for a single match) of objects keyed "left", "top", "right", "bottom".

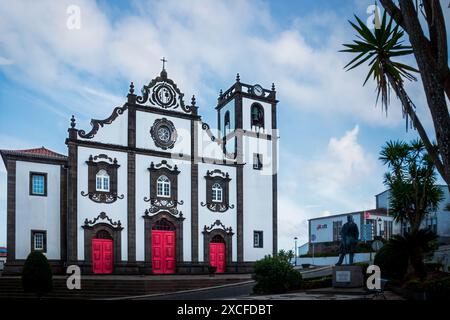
[{"left": 1, "top": 66, "right": 278, "bottom": 274}]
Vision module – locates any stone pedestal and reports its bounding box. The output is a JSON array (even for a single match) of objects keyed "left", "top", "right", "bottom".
[{"left": 332, "top": 265, "right": 363, "bottom": 288}]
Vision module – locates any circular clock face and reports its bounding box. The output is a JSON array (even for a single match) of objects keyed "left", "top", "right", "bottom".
[
  {"left": 157, "top": 126, "right": 171, "bottom": 142},
  {"left": 253, "top": 84, "right": 264, "bottom": 96}
]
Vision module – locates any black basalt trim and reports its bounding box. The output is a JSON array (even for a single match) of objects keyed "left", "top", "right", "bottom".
[
  {"left": 235, "top": 93, "right": 244, "bottom": 262},
  {"left": 191, "top": 119, "right": 199, "bottom": 262},
  {"left": 60, "top": 165, "right": 67, "bottom": 262},
  {"left": 67, "top": 142, "right": 78, "bottom": 262},
  {"left": 6, "top": 159, "right": 16, "bottom": 261},
  {"left": 127, "top": 151, "right": 136, "bottom": 262},
  {"left": 272, "top": 100, "right": 278, "bottom": 255},
  {"left": 78, "top": 105, "right": 128, "bottom": 139}
]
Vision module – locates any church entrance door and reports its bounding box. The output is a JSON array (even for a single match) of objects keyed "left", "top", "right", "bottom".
[
  {"left": 92, "top": 238, "right": 113, "bottom": 274},
  {"left": 152, "top": 219, "right": 176, "bottom": 274},
  {"left": 209, "top": 235, "right": 226, "bottom": 273}
]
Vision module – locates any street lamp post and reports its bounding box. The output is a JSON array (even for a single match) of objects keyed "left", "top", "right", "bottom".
[
  {"left": 294, "top": 237, "right": 298, "bottom": 266},
  {"left": 377, "top": 218, "right": 382, "bottom": 238}
]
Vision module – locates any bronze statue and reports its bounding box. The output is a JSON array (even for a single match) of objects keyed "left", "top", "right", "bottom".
[{"left": 336, "top": 215, "right": 359, "bottom": 265}]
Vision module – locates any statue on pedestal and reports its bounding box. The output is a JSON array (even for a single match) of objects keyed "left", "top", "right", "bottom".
[{"left": 336, "top": 215, "right": 359, "bottom": 265}]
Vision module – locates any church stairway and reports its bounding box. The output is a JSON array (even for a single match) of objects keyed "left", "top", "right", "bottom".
[{"left": 0, "top": 275, "right": 251, "bottom": 299}]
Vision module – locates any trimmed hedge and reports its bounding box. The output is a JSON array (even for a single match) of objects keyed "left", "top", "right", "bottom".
[{"left": 22, "top": 251, "right": 53, "bottom": 297}]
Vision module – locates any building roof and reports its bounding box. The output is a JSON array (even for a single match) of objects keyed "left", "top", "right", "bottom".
[
  {"left": 308, "top": 208, "right": 388, "bottom": 222},
  {"left": 0, "top": 147, "right": 67, "bottom": 166}
]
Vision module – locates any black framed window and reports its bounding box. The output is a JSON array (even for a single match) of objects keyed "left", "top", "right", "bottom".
[
  {"left": 253, "top": 231, "right": 263, "bottom": 248},
  {"left": 253, "top": 153, "right": 263, "bottom": 170},
  {"left": 29, "top": 172, "right": 47, "bottom": 196},
  {"left": 31, "top": 230, "right": 47, "bottom": 252}
]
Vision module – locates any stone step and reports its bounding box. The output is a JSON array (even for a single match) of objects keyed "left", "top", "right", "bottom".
[{"left": 0, "top": 277, "right": 246, "bottom": 299}]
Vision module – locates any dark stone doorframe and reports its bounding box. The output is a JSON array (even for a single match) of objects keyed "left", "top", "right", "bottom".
[
  {"left": 202, "top": 228, "right": 233, "bottom": 266},
  {"left": 143, "top": 211, "right": 185, "bottom": 265},
  {"left": 82, "top": 222, "right": 123, "bottom": 267}
]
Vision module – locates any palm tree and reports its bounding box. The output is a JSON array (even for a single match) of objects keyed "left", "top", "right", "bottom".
[
  {"left": 341, "top": 11, "right": 449, "bottom": 192},
  {"left": 379, "top": 140, "right": 443, "bottom": 279},
  {"left": 380, "top": 140, "right": 443, "bottom": 232}
]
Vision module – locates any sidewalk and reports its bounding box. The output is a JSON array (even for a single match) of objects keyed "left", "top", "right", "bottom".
[{"left": 227, "top": 289, "right": 404, "bottom": 300}]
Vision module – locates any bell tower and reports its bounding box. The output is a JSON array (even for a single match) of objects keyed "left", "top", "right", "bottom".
[{"left": 215, "top": 74, "right": 278, "bottom": 261}]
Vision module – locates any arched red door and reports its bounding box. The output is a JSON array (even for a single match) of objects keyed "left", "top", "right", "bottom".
[
  {"left": 152, "top": 219, "right": 176, "bottom": 274},
  {"left": 209, "top": 235, "right": 226, "bottom": 273},
  {"left": 92, "top": 230, "right": 113, "bottom": 274}
]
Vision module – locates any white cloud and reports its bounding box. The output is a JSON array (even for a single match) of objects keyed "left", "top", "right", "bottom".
[
  {"left": 277, "top": 125, "right": 380, "bottom": 250},
  {"left": 0, "top": 0, "right": 417, "bottom": 126}
]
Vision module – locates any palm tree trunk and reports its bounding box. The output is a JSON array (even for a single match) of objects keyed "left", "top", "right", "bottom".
[{"left": 385, "top": 72, "right": 450, "bottom": 192}]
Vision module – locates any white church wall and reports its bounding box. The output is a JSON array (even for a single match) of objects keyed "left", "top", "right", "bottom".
[
  {"left": 197, "top": 121, "right": 226, "bottom": 162},
  {"left": 197, "top": 163, "right": 237, "bottom": 262},
  {"left": 136, "top": 111, "right": 191, "bottom": 156},
  {"left": 77, "top": 146, "right": 128, "bottom": 261},
  {"left": 15, "top": 161, "right": 61, "bottom": 260},
  {"left": 135, "top": 154, "right": 192, "bottom": 262},
  {"left": 79, "top": 109, "right": 128, "bottom": 146},
  {"left": 242, "top": 136, "right": 273, "bottom": 261}
]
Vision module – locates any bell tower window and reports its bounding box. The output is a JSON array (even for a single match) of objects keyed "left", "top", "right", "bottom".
[
  {"left": 251, "top": 103, "right": 264, "bottom": 128},
  {"left": 224, "top": 111, "right": 231, "bottom": 133}
]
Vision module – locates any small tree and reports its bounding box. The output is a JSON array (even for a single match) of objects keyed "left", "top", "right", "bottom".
[
  {"left": 253, "top": 251, "right": 302, "bottom": 294},
  {"left": 380, "top": 140, "right": 443, "bottom": 233},
  {"left": 22, "top": 251, "right": 53, "bottom": 298},
  {"left": 379, "top": 140, "right": 443, "bottom": 279}
]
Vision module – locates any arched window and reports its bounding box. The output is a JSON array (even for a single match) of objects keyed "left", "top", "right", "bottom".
[
  {"left": 96, "top": 230, "right": 112, "bottom": 239},
  {"left": 96, "top": 169, "right": 110, "bottom": 192},
  {"left": 250, "top": 103, "right": 264, "bottom": 128},
  {"left": 211, "top": 235, "right": 225, "bottom": 243},
  {"left": 211, "top": 183, "right": 223, "bottom": 202},
  {"left": 152, "top": 218, "right": 176, "bottom": 231},
  {"left": 156, "top": 175, "right": 171, "bottom": 197},
  {"left": 224, "top": 111, "right": 231, "bottom": 132}
]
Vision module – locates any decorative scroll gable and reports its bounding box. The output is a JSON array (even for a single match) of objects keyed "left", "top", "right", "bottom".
[{"left": 135, "top": 69, "right": 197, "bottom": 114}]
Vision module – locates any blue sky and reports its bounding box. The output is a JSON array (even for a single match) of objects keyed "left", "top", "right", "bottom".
[{"left": 0, "top": 0, "right": 448, "bottom": 251}]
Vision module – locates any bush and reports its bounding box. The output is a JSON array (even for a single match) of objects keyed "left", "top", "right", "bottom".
[
  {"left": 22, "top": 251, "right": 53, "bottom": 297},
  {"left": 374, "top": 242, "right": 408, "bottom": 280},
  {"left": 253, "top": 252, "right": 302, "bottom": 294}
]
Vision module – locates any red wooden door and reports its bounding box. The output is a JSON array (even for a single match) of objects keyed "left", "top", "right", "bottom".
[
  {"left": 152, "top": 230, "right": 176, "bottom": 274},
  {"left": 210, "top": 242, "right": 226, "bottom": 273},
  {"left": 92, "top": 239, "right": 113, "bottom": 274}
]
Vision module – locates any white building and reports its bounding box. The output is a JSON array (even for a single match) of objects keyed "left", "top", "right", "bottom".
[
  {"left": 308, "top": 209, "right": 396, "bottom": 254},
  {"left": 1, "top": 67, "right": 278, "bottom": 275},
  {"left": 308, "top": 186, "right": 450, "bottom": 254},
  {"left": 376, "top": 186, "right": 450, "bottom": 244}
]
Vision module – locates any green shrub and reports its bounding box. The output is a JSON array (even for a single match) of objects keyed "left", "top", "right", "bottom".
[
  {"left": 374, "top": 242, "right": 408, "bottom": 280},
  {"left": 253, "top": 253, "right": 302, "bottom": 294},
  {"left": 22, "top": 251, "right": 53, "bottom": 297}
]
